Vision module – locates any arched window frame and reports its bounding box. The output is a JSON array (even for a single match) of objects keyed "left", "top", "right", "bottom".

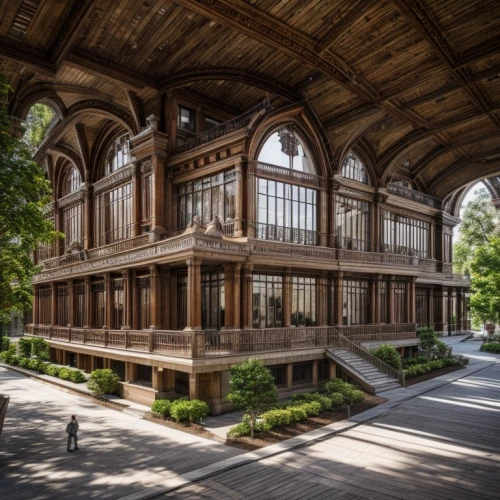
[
  {"left": 61, "top": 166, "right": 82, "bottom": 197},
  {"left": 105, "top": 134, "right": 131, "bottom": 175},
  {"left": 341, "top": 152, "right": 368, "bottom": 184}
]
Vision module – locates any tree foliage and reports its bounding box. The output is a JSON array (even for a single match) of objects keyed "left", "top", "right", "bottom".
[
  {"left": 227, "top": 359, "right": 278, "bottom": 438},
  {"left": 23, "top": 103, "right": 54, "bottom": 152},
  {"left": 453, "top": 188, "right": 499, "bottom": 275},
  {"left": 0, "top": 77, "right": 57, "bottom": 324},
  {"left": 470, "top": 236, "right": 500, "bottom": 324}
]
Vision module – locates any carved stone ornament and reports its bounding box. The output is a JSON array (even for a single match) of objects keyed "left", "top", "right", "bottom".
[
  {"left": 182, "top": 215, "right": 206, "bottom": 235},
  {"left": 204, "top": 216, "right": 224, "bottom": 238},
  {"left": 278, "top": 127, "right": 299, "bottom": 157},
  {"left": 146, "top": 114, "right": 159, "bottom": 131}
]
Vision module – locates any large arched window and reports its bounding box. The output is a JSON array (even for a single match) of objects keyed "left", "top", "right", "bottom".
[
  {"left": 255, "top": 127, "right": 318, "bottom": 245},
  {"left": 105, "top": 134, "right": 131, "bottom": 175},
  {"left": 342, "top": 152, "right": 368, "bottom": 184},
  {"left": 62, "top": 166, "right": 81, "bottom": 196},
  {"left": 258, "top": 126, "right": 314, "bottom": 173}
]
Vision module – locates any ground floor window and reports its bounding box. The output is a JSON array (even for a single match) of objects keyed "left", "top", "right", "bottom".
[
  {"left": 175, "top": 371, "right": 189, "bottom": 394},
  {"left": 269, "top": 364, "right": 287, "bottom": 388},
  {"left": 136, "top": 364, "right": 152, "bottom": 387},
  {"left": 252, "top": 274, "right": 283, "bottom": 328},
  {"left": 110, "top": 360, "right": 125, "bottom": 381},
  {"left": 292, "top": 362, "right": 313, "bottom": 385},
  {"left": 318, "top": 359, "right": 330, "bottom": 381},
  {"left": 292, "top": 277, "right": 316, "bottom": 326},
  {"left": 342, "top": 279, "right": 369, "bottom": 325}
]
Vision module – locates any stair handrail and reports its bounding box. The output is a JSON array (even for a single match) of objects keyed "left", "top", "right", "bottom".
[{"left": 336, "top": 330, "right": 405, "bottom": 386}]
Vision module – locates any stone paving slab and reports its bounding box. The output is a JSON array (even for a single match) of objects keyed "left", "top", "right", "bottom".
[{"left": 0, "top": 367, "right": 242, "bottom": 500}]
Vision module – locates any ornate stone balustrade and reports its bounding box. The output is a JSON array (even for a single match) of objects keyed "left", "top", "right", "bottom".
[
  {"left": 87, "top": 234, "right": 150, "bottom": 259},
  {"left": 251, "top": 160, "right": 324, "bottom": 189},
  {"left": 25, "top": 323, "right": 416, "bottom": 359}
]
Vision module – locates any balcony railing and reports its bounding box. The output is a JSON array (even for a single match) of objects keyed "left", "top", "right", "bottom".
[
  {"left": 252, "top": 161, "right": 324, "bottom": 189},
  {"left": 26, "top": 323, "right": 416, "bottom": 359},
  {"left": 386, "top": 183, "right": 442, "bottom": 209},
  {"left": 255, "top": 223, "right": 317, "bottom": 246},
  {"left": 87, "top": 234, "right": 150, "bottom": 259},
  {"left": 173, "top": 97, "right": 272, "bottom": 155}
]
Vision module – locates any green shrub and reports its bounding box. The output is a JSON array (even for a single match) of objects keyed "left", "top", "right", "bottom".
[
  {"left": 433, "top": 340, "right": 450, "bottom": 359},
  {"left": 70, "top": 370, "right": 86, "bottom": 383},
  {"left": 0, "top": 350, "right": 13, "bottom": 364},
  {"left": 28, "top": 358, "right": 41, "bottom": 371},
  {"left": 227, "top": 421, "right": 252, "bottom": 438},
  {"left": 1, "top": 336, "right": 10, "bottom": 351},
  {"left": 18, "top": 357, "right": 30, "bottom": 368},
  {"left": 170, "top": 399, "right": 209, "bottom": 423},
  {"left": 37, "top": 362, "right": 49, "bottom": 374},
  {"left": 371, "top": 345, "right": 402, "bottom": 371},
  {"left": 343, "top": 389, "right": 365, "bottom": 405},
  {"left": 291, "top": 392, "right": 332, "bottom": 411},
  {"left": 418, "top": 327, "right": 439, "bottom": 351},
  {"left": 480, "top": 342, "right": 500, "bottom": 353},
  {"left": 31, "top": 337, "right": 49, "bottom": 360},
  {"left": 46, "top": 364, "right": 61, "bottom": 377},
  {"left": 329, "top": 392, "right": 345, "bottom": 409},
  {"left": 288, "top": 405, "right": 308, "bottom": 422},
  {"left": 301, "top": 401, "right": 322, "bottom": 417},
  {"left": 87, "top": 369, "right": 121, "bottom": 395},
  {"left": 261, "top": 408, "right": 293, "bottom": 428},
  {"left": 416, "top": 356, "right": 428, "bottom": 364},
  {"left": 323, "top": 378, "right": 352, "bottom": 396},
  {"left": 404, "top": 357, "right": 461, "bottom": 378},
  {"left": 58, "top": 367, "right": 72, "bottom": 380},
  {"left": 151, "top": 399, "right": 172, "bottom": 418},
  {"left": 17, "top": 338, "right": 33, "bottom": 358}
]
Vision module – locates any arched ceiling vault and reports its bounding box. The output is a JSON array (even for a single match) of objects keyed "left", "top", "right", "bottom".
[{"left": 1, "top": 0, "right": 500, "bottom": 198}]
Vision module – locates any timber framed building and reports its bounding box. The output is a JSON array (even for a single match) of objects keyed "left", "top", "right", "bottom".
[{"left": 2, "top": 0, "right": 498, "bottom": 412}]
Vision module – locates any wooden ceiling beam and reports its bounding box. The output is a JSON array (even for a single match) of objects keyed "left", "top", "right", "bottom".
[
  {"left": 455, "top": 37, "right": 500, "bottom": 69},
  {"left": 323, "top": 104, "right": 380, "bottom": 129},
  {"left": 171, "top": 0, "right": 380, "bottom": 103},
  {"left": 159, "top": 68, "right": 301, "bottom": 102},
  {"left": 0, "top": 36, "right": 55, "bottom": 77},
  {"left": 315, "top": 0, "right": 376, "bottom": 54},
  {"left": 48, "top": 0, "right": 97, "bottom": 67},
  {"left": 63, "top": 48, "right": 158, "bottom": 92},
  {"left": 429, "top": 146, "right": 500, "bottom": 193}
]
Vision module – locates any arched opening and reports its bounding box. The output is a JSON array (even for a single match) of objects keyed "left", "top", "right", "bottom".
[
  {"left": 61, "top": 166, "right": 82, "bottom": 197},
  {"left": 341, "top": 152, "right": 368, "bottom": 184},
  {"left": 257, "top": 126, "right": 315, "bottom": 173},
  {"left": 23, "top": 103, "right": 56, "bottom": 152},
  {"left": 105, "top": 133, "right": 131, "bottom": 175}
]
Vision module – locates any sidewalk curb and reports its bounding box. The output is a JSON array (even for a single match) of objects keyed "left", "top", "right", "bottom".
[{"left": 118, "top": 359, "right": 498, "bottom": 500}]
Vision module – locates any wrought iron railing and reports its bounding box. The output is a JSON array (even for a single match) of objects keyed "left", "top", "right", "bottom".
[
  {"left": 255, "top": 223, "right": 317, "bottom": 246},
  {"left": 386, "top": 183, "right": 442, "bottom": 209},
  {"left": 173, "top": 97, "right": 272, "bottom": 155}
]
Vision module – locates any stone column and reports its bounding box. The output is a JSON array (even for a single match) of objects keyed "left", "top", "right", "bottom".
[
  {"left": 68, "top": 280, "right": 74, "bottom": 327},
  {"left": 162, "top": 268, "right": 171, "bottom": 330},
  {"left": 150, "top": 264, "right": 160, "bottom": 329},
  {"left": 50, "top": 282, "right": 57, "bottom": 326},
  {"left": 189, "top": 373, "right": 199, "bottom": 400},
  {"left": 242, "top": 263, "right": 254, "bottom": 329},
  {"left": 334, "top": 272, "right": 343, "bottom": 325},
  {"left": 318, "top": 272, "right": 328, "bottom": 326},
  {"left": 388, "top": 277, "right": 395, "bottom": 324},
  {"left": 104, "top": 273, "right": 112, "bottom": 329},
  {"left": 82, "top": 184, "right": 93, "bottom": 250},
  {"left": 283, "top": 268, "right": 293, "bottom": 327},
  {"left": 33, "top": 285, "right": 39, "bottom": 325},
  {"left": 131, "top": 162, "right": 142, "bottom": 237},
  {"left": 246, "top": 161, "right": 256, "bottom": 238},
  {"left": 150, "top": 155, "right": 166, "bottom": 239},
  {"left": 233, "top": 263, "right": 242, "bottom": 329},
  {"left": 223, "top": 263, "right": 234, "bottom": 328},
  {"left": 456, "top": 289, "right": 464, "bottom": 331},
  {"left": 318, "top": 188, "right": 328, "bottom": 247},
  {"left": 286, "top": 363, "right": 293, "bottom": 389},
  {"left": 312, "top": 359, "right": 319, "bottom": 386},
  {"left": 234, "top": 163, "right": 244, "bottom": 237},
  {"left": 84, "top": 277, "right": 91, "bottom": 327},
  {"left": 185, "top": 258, "right": 202, "bottom": 330}
]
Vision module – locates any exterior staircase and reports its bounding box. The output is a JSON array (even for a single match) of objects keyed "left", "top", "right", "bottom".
[{"left": 326, "top": 347, "right": 402, "bottom": 394}]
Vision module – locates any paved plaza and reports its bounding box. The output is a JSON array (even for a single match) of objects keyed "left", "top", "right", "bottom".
[
  {"left": 0, "top": 369, "right": 242, "bottom": 500},
  {"left": 1, "top": 339, "right": 499, "bottom": 500}
]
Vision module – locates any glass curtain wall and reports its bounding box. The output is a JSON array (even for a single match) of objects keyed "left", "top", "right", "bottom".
[
  {"left": 177, "top": 170, "right": 236, "bottom": 228},
  {"left": 336, "top": 195, "right": 370, "bottom": 251},
  {"left": 256, "top": 178, "right": 317, "bottom": 245},
  {"left": 292, "top": 277, "right": 317, "bottom": 326},
  {"left": 342, "top": 279, "right": 370, "bottom": 325},
  {"left": 252, "top": 275, "right": 283, "bottom": 328},
  {"left": 94, "top": 183, "right": 133, "bottom": 246},
  {"left": 382, "top": 210, "right": 429, "bottom": 258}
]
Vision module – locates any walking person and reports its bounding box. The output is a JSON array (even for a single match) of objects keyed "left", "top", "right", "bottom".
[{"left": 66, "top": 415, "right": 79, "bottom": 452}]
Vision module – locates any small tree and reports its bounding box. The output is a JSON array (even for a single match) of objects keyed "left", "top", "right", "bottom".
[
  {"left": 227, "top": 359, "right": 278, "bottom": 438},
  {"left": 87, "top": 369, "right": 120, "bottom": 395},
  {"left": 370, "top": 345, "right": 402, "bottom": 371}
]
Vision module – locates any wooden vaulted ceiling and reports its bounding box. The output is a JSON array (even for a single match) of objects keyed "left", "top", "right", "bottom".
[{"left": 1, "top": 0, "right": 500, "bottom": 201}]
